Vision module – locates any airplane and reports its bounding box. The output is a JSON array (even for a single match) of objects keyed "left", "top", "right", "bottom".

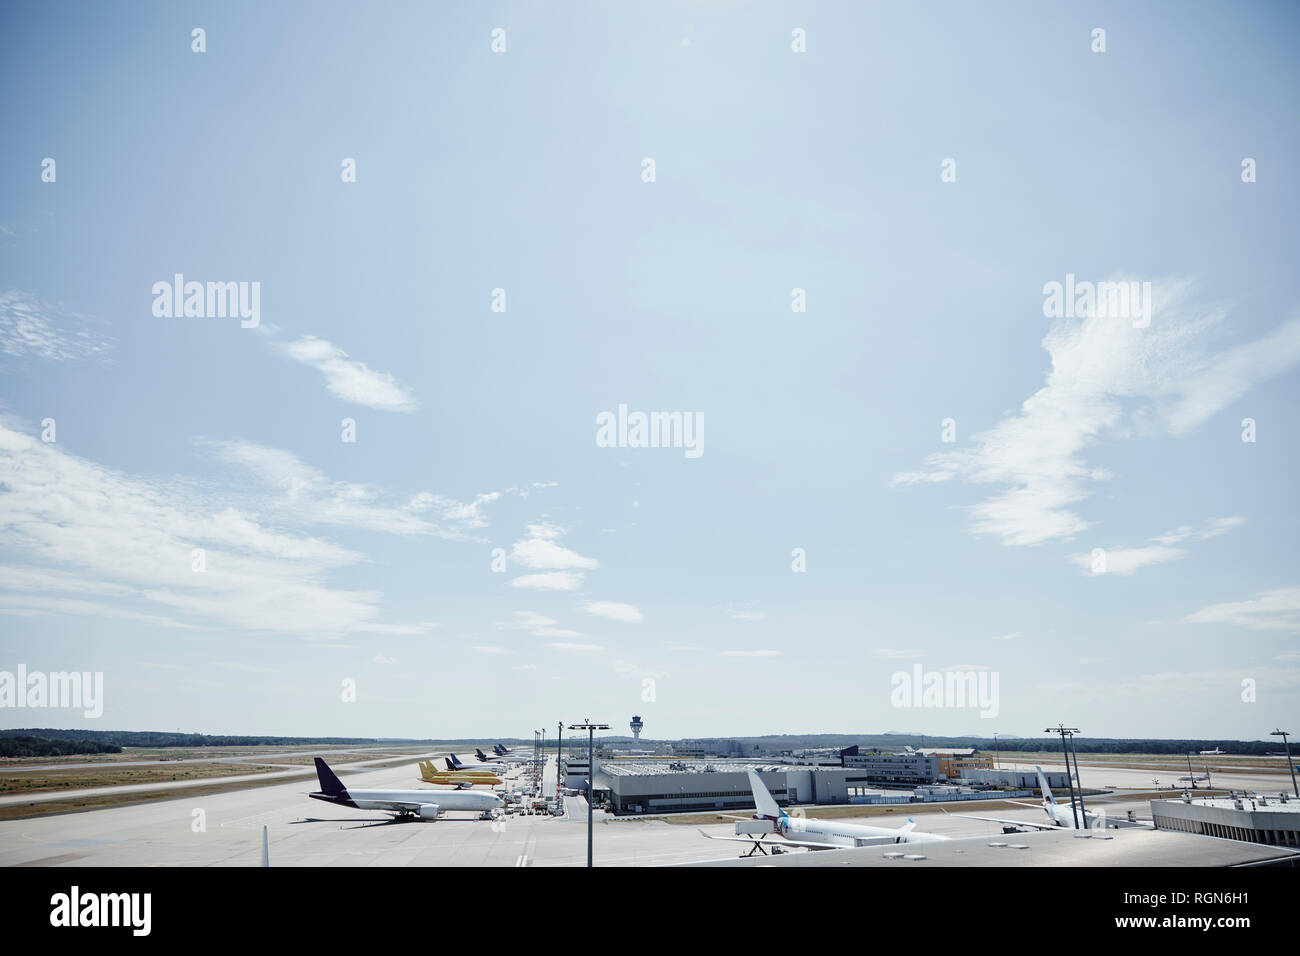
[
  {"left": 308, "top": 757, "right": 503, "bottom": 821},
  {"left": 701, "top": 770, "right": 949, "bottom": 854},
  {"left": 946, "top": 766, "right": 1149, "bottom": 831},
  {"left": 417, "top": 760, "right": 501, "bottom": 787},
  {"left": 449, "top": 753, "right": 507, "bottom": 774},
  {"left": 1199, "top": 748, "right": 1224, "bottom": 756},
  {"left": 484, "top": 746, "right": 530, "bottom": 764}
]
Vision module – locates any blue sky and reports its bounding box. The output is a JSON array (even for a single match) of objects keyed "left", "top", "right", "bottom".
[{"left": 1, "top": 1, "right": 1297, "bottom": 740}]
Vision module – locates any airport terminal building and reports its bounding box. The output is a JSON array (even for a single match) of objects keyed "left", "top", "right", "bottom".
[{"left": 1151, "top": 793, "right": 1300, "bottom": 847}]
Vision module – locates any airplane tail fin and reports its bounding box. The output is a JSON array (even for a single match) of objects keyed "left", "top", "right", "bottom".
[
  {"left": 1035, "top": 766, "right": 1056, "bottom": 806},
  {"left": 443, "top": 758, "right": 456, "bottom": 771},
  {"left": 313, "top": 757, "right": 345, "bottom": 796},
  {"left": 747, "top": 770, "right": 783, "bottom": 821},
  {"left": 494, "top": 745, "right": 506, "bottom": 755},
  {"left": 475, "top": 749, "right": 488, "bottom": 761},
  {"left": 899, "top": 817, "right": 917, "bottom": 834},
  {"left": 450, "top": 754, "right": 466, "bottom": 769}
]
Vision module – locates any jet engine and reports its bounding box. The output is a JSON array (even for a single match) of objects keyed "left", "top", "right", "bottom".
[{"left": 418, "top": 805, "right": 440, "bottom": 820}]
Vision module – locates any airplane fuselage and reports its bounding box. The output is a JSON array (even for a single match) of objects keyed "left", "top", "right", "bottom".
[{"left": 781, "top": 814, "right": 946, "bottom": 846}]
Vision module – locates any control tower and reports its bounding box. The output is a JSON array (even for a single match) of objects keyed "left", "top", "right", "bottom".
[{"left": 629, "top": 715, "right": 644, "bottom": 742}]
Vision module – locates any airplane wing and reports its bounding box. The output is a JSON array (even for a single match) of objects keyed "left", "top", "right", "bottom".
[
  {"left": 698, "top": 829, "right": 843, "bottom": 851},
  {"left": 940, "top": 809, "right": 1058, "bottom": 831}
]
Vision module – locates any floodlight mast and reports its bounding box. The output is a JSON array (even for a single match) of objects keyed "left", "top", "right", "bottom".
[
  {"left": 568, "top": 720, "right": 609, "bottom": 867},
  {"left": 1045, "top": 725, "right": 1082, "bottom": 828}
]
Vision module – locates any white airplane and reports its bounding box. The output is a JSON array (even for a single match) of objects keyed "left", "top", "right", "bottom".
[
  {"left": 1199, "top": 748, "right": 1224, "bottom": 755},
  {"left": 947, "top": 766, "right": 1147, "bottom": 831},
  {"left": 309, "top": 758, "right": 502, "bottom": 821},
  {"left": 702, "top": 770, "right": 949, "bottom": 852},
  {"left": 448, "top": 753, "right": 507, "bottom": 774},
  {"left": 481, "top": 747, "right": 530, "bottom": 765}
]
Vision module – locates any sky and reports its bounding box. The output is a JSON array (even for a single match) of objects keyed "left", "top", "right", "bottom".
[{"left": 0, "top": 0, "right": 1297, "bottom": 741}]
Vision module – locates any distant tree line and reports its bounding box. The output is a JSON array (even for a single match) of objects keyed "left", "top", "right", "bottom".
[{"left": 0, "top": 735, "right": 122, "bottom": 757}]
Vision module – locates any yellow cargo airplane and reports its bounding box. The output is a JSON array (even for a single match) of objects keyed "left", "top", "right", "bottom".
[{"left": 419, "top": 759, "right": 501, "bottom": 787}]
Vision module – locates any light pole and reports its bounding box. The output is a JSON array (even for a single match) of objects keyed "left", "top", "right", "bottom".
[
  {"left": 1272, "top": 729, "right": 1298, "bottom": 797},
  {"left": 992, "top": 732, "right": 1000, "bottom": 771},
  {"left": 1045, "top": 725, "right": 1082, "bottom": 828},
  {"left": 569, "top": 720, "right": 608, "bottom": 867},
  {"left": 556, "top": 721, "right": 563, "bottom": 792}
]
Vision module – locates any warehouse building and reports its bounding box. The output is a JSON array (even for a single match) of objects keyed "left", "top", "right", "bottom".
[
  {"left": 595, "top": 762, "right": 861, "bottom": 815},
  {"left": 1150, "top": 793, "right": 1300, "bottom": 847},
  {"left": 841, "top": 750, "right": 942, "bottom": 786},
  {"left": 966, "top": 768, "right": 1073, "bottom": 790}
]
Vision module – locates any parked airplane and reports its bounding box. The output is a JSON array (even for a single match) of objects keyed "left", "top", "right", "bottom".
[
  {"left": 449, "top": 753, "right": 507, "bottom": 774},
  {"left": 309, "top": 758, "right": 502, "bottom": 821},
  {"left": 417, "top": 760, "right": 501, "bottom": 786},
  {"left": 701, "top": 770, "right": 948, "bottom": 852},
  {"left": 947, "top": 766, "right": 1148, "bottom": 831},
  {"left": 482, "top": 747, "right": 529, "bottom": 764},
  {"left": 1199, "top": 748, "right": 1225, "bottom": 755}
]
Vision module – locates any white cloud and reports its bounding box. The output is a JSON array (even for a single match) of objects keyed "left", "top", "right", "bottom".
[
  {"left": 1071, "top": 516, "right": 1245, "bottom": 576},
  {"left": 1069, "top": 544, "right": 1185, "bottom": 576},
  {"left": 472, "top": 646, "right": 508, "bottom": 655},
  {"left": 894, "top": 282, "right": 1300, "bottom": 546},
  {"left": 497, "top": 610, "right": 583, "bottom": 638},
  {"left": 548, "top": 642, "right": 605, "bottom": 652},
  {"left": 0, "top": 424, "right": 442, "bottom": 637},
  {"left": 726, "top": 608, "right": 766, "bottom": 621},
  {"left": 0, "top": 290, "right": 111, "bottom": 361},
  {"left": 280, "top": 335, "right": 418, "bottom": 411},
  {"left": 583, "top": 601, "right": 644, "bottom": 623},
  {"left": 993, "top": 632, "right": 1020, "bottom": 641},
  {"left": 508, "top": 572, "right": 585, "bottom": 591},
  {"left": 1186, "top": 587, "right": 1300, "bottom": 633},
  {"left": 510, "top": 523, "right": 598, "bottom": 570},
  {"left": 371, "top": 655, "right": 399, "bottom": 665},
  {"left": 199, "top": 439, "right": 500, "bottom": 541}
]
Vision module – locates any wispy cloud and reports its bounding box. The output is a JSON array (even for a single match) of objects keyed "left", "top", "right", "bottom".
[
  {"left": 1186, "top": 587, "right": 1300, "bottom": 633},
  {"left": 279, "top": 335, "right": 418, "bottom": 412},
  {"left": 199, "top": 439, "right": 501, "bottom": 541},
  {"left": 725, "top": 608, "right": 766, "bottom": 622},
  {"left": 0, "top": 290, "right": 111, "bottom": 361},
  {"left": 583, "top": 601, "right": 644, "bottom": 623},
  {"left": 1070, "top": 516, "right": 1245, "bottom": 576},
  {"left": 508, "top": 571, "right": 585, "bottom": 591},
  {"left": 0, "top": 424, "right": 448, "bottom": 636},
  {"left": 497, "top": 610, "right": 583, "bottom": 638},
  {"left": 894, "top": 282, "right": 1300, "bottom": 546}
]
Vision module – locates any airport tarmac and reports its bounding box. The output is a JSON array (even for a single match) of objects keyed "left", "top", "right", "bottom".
[
  {"left": 1, "top": 758, "right": 1295, "bottom": 867},
  {"left": 1003, "top": 760, "right": 1297, "bottom": 795}
]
